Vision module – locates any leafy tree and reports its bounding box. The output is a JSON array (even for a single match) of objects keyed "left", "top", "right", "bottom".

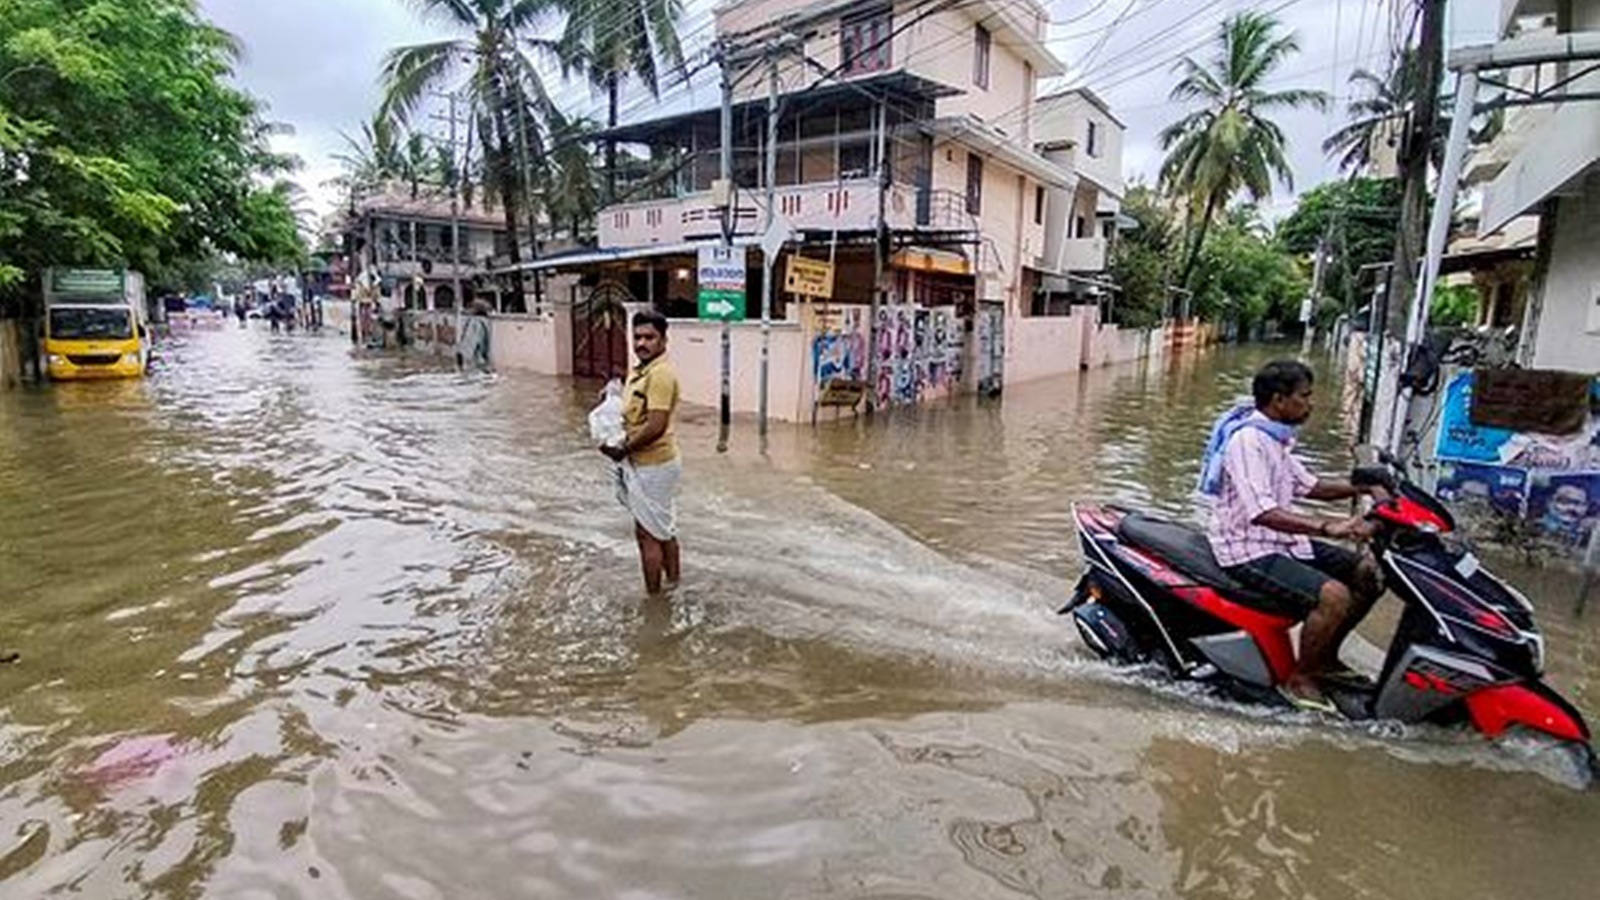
[
  {"left": 1277, "top": 177, "right": 1401, "bottom": 321},
  {"left": 0, "top": 0, "right": 305, "bottom": 304},
  {"left": 1190, "top": 206, "right": 1308, "bottom": 332},
  {"left": 1158, "top": 11, "right": 1327, "bottom": 290},
  {"left": 1107, "top": 184, "right": 1177, "bottom": 328},
  {"left": 1430, "top": 282, "right": 1477, "bottom": 328}
]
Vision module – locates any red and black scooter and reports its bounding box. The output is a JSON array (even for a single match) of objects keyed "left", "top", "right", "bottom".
[{"left": 1064, "top": 452, "right": 1594, "bottom": 775}]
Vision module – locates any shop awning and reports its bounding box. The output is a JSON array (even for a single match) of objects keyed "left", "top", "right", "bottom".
[{"left": 891, "top": 247, "right": 972, "bottom": 275}]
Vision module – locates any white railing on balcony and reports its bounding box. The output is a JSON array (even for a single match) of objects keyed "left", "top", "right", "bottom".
[{"left": 599, "top": 181, "right": 981, "bottom": 250}]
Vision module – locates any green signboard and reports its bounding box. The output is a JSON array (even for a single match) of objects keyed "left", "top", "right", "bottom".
[
  {"left": 698, "top": 289, "right": 744, "bottom": 322},
  {"left": 696, "top": 246, "right": 745, "bottom": 322},
  {"left": 51, "top": 268, "right": 125, "bottom": 297}
]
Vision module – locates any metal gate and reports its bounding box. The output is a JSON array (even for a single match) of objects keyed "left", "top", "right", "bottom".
[{"left": 571, "top": 281, "right": 631, "bottom": 379}]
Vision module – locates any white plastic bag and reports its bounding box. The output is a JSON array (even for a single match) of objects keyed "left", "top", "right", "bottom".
[{"left": 588, "top": 378, "right": 626, "bottom": 448}]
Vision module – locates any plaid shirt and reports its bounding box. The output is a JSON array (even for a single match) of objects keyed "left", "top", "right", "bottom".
[{"left": 1206, "top": 413, "right": 1319, "bottom": 566}]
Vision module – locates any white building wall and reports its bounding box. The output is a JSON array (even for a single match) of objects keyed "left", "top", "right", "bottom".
[
  {"left": 1033, "top": 92, "right": 1125, "bottom": 200},
  {"left": 1528, "top": 174, "right": 1600, "bottom": 371}
]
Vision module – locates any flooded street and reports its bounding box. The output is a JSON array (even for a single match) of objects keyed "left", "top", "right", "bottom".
[{"left": 1, "top": 329, "right": 1596, "bottom": 899}]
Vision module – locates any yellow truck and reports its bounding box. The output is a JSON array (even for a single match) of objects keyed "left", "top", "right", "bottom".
[{"left": 42, "top": 268, "right": 149, "bottom": 380}]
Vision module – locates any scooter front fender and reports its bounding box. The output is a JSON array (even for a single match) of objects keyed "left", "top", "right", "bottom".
[{"left": 1465, "top": 679, "right": 1591, "bottom": 744}]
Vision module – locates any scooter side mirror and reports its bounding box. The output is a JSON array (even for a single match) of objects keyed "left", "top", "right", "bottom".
[{"left": 1351, "top": 465, "right": 1398, "bottom": 491}]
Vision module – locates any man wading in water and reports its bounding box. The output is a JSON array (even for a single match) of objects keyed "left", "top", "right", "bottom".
[{"left": 601, "top": 311, "right": 683, "bottom": 595}]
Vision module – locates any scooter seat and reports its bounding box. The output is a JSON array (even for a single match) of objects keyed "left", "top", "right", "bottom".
[{"left": 1115, "top": 513, "right": 1308, "bottom": 619}]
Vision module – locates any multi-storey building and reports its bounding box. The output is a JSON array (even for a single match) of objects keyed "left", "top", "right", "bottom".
[{"left": 516, "top": 0, "right": 1149, "bottom": 417}]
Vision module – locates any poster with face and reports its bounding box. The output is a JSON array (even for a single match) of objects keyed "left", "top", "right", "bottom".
[
  {"left": 1436, "top": 462, "right": 1528, "bottom": 518},
  {"left": 876, "top": 365, "right": 893, "bottom": 408},
  {"left": 876, "top": 307, "right": 896, "bottom": 362},
  {"left": 894, "top": 361, "right": 914, "bottom": 405},
  {"left": 914, "top": 309, "right": 930, "bottom": 358},
  {"left": 1528, "top": 472, "right": 1600, "bottom": 549}
]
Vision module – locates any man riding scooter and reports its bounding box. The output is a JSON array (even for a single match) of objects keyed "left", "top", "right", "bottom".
[{"left": 1200, "top": 359, "right": 1390, "bottom": 711}]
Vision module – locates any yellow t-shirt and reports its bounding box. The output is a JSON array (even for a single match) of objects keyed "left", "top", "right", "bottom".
[{"left": 623, "top": 355, "right": 680, "bottom": 466}]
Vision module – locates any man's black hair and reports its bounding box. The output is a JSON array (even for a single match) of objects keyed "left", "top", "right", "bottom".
[
  {"left": 1253, "top": 359, "right": 1314, "bottom": 409},
  {"left": 633, "top": 309, "right": 669, "bottom": 334}
]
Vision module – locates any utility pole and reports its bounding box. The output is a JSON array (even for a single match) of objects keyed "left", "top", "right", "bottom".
[
  {"left": 1304, "top": 233, "right": 1328, "bottom": 353},
  {"left": 758, "top": 54, "right": 779, "bottom": 440},
  {"left": 717, "top": 43, "right": 735, "bottom": 452},
  {"left": 867, "top": 98, "right": 888, "bottom": 412},
  {"left": 1382, "top": 8, "right": 1446, "bottom": 340},
  {"left": 443, "top": 91, "right": 465, "bottom": 331}
]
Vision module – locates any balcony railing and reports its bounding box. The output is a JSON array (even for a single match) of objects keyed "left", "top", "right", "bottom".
[{"left": 598, "top": 181, "right": 981, "bottom": 250}]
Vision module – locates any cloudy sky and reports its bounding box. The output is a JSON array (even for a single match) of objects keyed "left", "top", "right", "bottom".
[{"left": 201, "top": 0, "right": 1501, "bottom": 218}]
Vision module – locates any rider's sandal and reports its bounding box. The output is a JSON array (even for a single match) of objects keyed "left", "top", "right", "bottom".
[
  {"left": 1277, "top": 684, "right": 1338, "bottom": 715},
  {"left": 1321, "top": 664, "right": 1374, "bottom": 689}
]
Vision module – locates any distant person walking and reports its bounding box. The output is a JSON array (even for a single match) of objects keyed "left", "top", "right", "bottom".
[{"left": 600, "top": 311, "right": 682, "bottom": 595}]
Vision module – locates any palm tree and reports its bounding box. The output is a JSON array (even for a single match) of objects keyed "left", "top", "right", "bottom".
[
  {"left": 556, "top": 0, "right": 685, "bottom": 201},
  {"left": 543, "top": 110, "right": 601, "bottom": 240},
  {"left": 380, "top": 0, "right": 563, "bottom": 310},
  {"left": 329, "top": 115, "right": 403, "bottom": 199},
  {"left": 1322, "top": 54, "right": 1417, "bottom": 176},
  {"left": 1158, "top": 11, "right": 1328, "bottom": 290},
  {"left": 1323, "top": 49, "right": 1500, "bottom": 177}
]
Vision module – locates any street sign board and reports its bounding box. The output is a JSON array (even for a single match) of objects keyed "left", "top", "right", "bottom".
[
  {"left": 697, "top": 246, "right": 746, "bottom": 322},
  {"left": 784, "top": 255, "right": 834, "bottom": 299},
  {"left": 50, "top": 268, "right": 125, "bottom": 297}
]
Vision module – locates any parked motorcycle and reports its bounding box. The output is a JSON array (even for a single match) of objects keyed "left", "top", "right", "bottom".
[{"left": 1064, "top": 450, "right": 1594, "bottom": 778}]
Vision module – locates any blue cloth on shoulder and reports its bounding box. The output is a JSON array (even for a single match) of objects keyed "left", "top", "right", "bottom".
[{"left": 1197, "top": 403, "right": 1297, "bottom": 497}]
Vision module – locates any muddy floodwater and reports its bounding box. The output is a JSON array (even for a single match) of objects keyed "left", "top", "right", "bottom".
[{"left": 1, "top": 328, "right": 1595, "bottom": 899}]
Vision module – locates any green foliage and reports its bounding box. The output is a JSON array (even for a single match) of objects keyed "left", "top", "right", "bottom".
[
  {"left": 1430, "top": 282, "right": 1477, "bottom": 327},
  {"left": 1277, "top": 177, "right": 1401, "bottom": 320},
  {"left": 1158, "top": 10, "right": 1328, "bottom": 288},
  {"left": 1190, "top": 207, "right": 1308, "bottom": 330},
  {"left": 1108, "top": 184, "right": 1176, "bottom": 328},
  {"left": 0, "top": 0, "right": 305, "bottom": 306}
]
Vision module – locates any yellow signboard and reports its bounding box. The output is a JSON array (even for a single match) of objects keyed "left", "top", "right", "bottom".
[{"left": 784, "top": 255, "right": 834, "bottom": 299}]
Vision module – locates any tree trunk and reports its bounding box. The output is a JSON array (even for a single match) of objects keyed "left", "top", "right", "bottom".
[
  {"left": 491, "top": 105, "right": 527, "bottom": 313},
  {"left": 1384, "top": 0, "right": 1446, "bottom": 340},
  {"left": 1178, "top": 188, "right": 1224, "bottom": 306},
  {"left": 605, "top": 71, "right": 619, "bottom": 205}
]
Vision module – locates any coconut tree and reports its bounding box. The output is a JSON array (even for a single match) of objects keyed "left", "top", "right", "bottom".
[
  {"left": 1322, "top": 53, "right": 1418, "bottom": 176},
  {"left": 1158, "top": 11, "right": 1328, "bottom": 291},
  {"left": 543, "top": 110, "right": 601, "bottom": 240},
  {"left": 380, "top": 0, "right": 563, "bottom": 310},
  {"left": 555, "top": 0, "right": 685, "bottom": 201},
  {"left": 1323, "top": 49, "right": 1500, "bottom": 177}
]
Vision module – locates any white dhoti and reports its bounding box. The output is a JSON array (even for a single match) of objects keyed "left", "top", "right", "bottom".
[{"left": 615, "top": 458, "right": 682, "bottom": 541}]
